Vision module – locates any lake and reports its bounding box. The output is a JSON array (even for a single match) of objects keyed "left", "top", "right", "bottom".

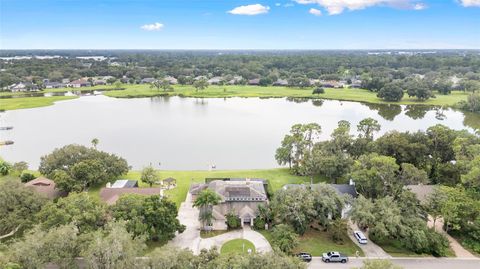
[{"left": 0, "top": 95, "right": 478, "bottom": 170}]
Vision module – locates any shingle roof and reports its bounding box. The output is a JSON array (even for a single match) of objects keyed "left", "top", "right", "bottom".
[
  {"left": 25, "top": 177, "right": 64, "bottom": 199},
  {"left": 329, "top": 184, "right": 358, "bottom": 198},
  {"left": 99, "top": 187, "right": 161, "bottom": 205},
  {"left": 405, "top": 185, "right": 437, "bottom": 203},
  {"left": 110, "top": 179, "right": 138, "bottom": 188}
]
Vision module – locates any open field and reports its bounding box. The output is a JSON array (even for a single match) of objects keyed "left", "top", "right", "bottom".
[
  {"left": 0, "top": 84, "right": 471, "bottom": 111},
  {"left": 220, "top": 239, "right": 256, "bottom": 254},
  {"left": 259, "top": 229, "right": 364, "bottom": 257},
  {"left": 0, "top": 96, "right": 78, "bottom": 110}
]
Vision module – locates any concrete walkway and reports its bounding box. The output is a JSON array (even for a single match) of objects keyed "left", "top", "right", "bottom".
[
  {"left": 428, "top": 217, "right": 476, "bottom": 258},
  {"left": 348, "top": 221, "right": 391, "bottom": 258},
  {"left": 169, "top": 193, "right": 272, "bottom": 254}
]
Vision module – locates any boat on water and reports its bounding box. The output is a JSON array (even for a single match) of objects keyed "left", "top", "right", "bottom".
[
  {"left": 0, "top": 126, "right": 13, "bottom": 130},
  {"left": 0, "top": 141, "right": 14, "bottom": 146}
]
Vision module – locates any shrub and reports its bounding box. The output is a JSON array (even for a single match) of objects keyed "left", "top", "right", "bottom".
[
  {"left": 20, "top": 173, "right": 36, "bottom": 183},
  {"left": 254, "top": 218, "right": 266, "bottom": 230},
  {"left": 0, "top": 159, "right": 12, "bottom": 176},
  {"left": 312, "top": 87, "right": 325, "bottom": 95},
  {"left": 271, "top": 224, "right": 299, "bottom": 254},
  {"left": 328, "top": 219, "right": 347, "bottom": 244},
  {"left": 225, "top": 212, "right": 241, "bottom": 229}
]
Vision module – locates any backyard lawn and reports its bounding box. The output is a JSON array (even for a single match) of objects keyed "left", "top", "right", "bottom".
[{"left": 220, "top": 239, "right": 256, "bottom": 254}]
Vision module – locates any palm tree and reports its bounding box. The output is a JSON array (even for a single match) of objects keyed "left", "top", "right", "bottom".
[
  {"left": 91, "top": 138, "right": 99, "bottom": 149},
  {"left": 193, "top": 189, "right": 221, "bottom": 230}
]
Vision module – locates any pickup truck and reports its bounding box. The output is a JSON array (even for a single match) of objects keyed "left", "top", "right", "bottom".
[{"left": 322, "top": 251, "right": 348, "bottom": 263}]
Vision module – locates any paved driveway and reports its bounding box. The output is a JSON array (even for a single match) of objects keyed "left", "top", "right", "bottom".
[
  {"left": 428, "top": 217, "right": 475, "bottom": 258},
  {"left": 169, "top": 193, "right": 272, "bottom": 254},
  {"left": 348, "top": 221, "right": 391, "bottom": 258}
]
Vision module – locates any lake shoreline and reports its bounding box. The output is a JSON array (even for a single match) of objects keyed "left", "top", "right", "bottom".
[{"left": 0, "top": 84, "right": 471, "bottom": 111}]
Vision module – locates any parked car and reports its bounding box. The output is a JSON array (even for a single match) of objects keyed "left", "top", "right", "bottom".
[
  {"left": 296, "top": 252, "right": 312, "bottom": 262},
  {"left": 354, "top": 231, "right": 368, "bottom": 244},
  {"left": 322, "top": 251, "right": 348, "bottom": 263}
]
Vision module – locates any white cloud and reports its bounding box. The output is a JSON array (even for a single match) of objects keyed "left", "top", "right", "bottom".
[
  {"left": 309, "top": 8, "right": 323, "bottom": 15},
  {"left": 295, "top": 0, "right": 426, "bottom": 15},
  {"left": 460, "top": 0, "right": 480, "bottom": 7},
  {"left": 275, "top": 3, "right": 282, "bottom": 6},
  {"left": 140, "top": 22, "right": 164, "bottom": 31},
  {"left": 284, "top": 3, "right": 295, "bottom": 7},
  {"left": 413, "top": 3, "right": 427, "bottom": 10},
  {"left": 228, "top": 4, "right": 270, "bottom": 15}
]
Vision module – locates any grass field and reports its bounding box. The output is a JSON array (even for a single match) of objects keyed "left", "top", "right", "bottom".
[
  {"left": 0, "top": 84, "right": 471, "bottom": 111},
  {"left": 220, "top": 239, "right": 256, "bottom": 254},
  {"left": 0, "top": 96, "right": 78, "bottom": 110},
  {"left": 259, "top": 229, "right": 364, "bottom": 257}
]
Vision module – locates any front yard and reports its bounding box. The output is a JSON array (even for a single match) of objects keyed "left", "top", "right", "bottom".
[{"left": 259, "top": 228, "right": 364, "bottom": 257}]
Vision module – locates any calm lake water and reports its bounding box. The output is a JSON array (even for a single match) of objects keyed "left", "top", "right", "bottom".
[{"left": 1, "top": 96, "right": 479, "bottom": 170}]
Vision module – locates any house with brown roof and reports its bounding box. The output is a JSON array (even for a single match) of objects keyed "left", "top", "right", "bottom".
[
  {"left": 190, "top": 178, "right": 268, "bottom": 230},
  {"left": 67, "top": 79, "right": 91, "bottom": 88},
  {"left": 405, "top": 185, "right": 437, "bottom": 204},
  {"left": 25, "top": 177, "right": 64, "bottom": 199}
]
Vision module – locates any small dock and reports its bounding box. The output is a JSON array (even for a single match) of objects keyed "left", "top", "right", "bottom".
[
  {"left": 0, "top": 126, "right": 13, "bottom": 131},
  {"left": 0, "top": 141, "right": 14, "bottom": 146}
]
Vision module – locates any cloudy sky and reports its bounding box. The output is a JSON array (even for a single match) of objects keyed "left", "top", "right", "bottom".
[{"left": 1, "top": 0, "right": 479, "bottom": 49}]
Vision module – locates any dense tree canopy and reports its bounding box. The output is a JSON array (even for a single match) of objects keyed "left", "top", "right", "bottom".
[{"left": 39, "top": 144, "right": 129, "bottom": 192}]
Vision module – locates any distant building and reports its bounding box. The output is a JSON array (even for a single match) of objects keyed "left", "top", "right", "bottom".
[
  {"left": 248, "top": 78, "right": 260, "bottom": 86},
  {"left": 273, "top": 79, "right": 288, "bottom": 86},
  {"left": 140, "top": 77, "right": 156, "bottom": 84},
  {"left": 190, "top": 178, "right": 268, "bottom": 230},
  {"left": 8, "top": 82, "right": 39, "bottom": 92},
  {"left": 164, "top": 76, "right": 178, "bottom": 84},
  {"left": 44, "top": 82, "right": 66, "bottom": 89},
  {"left": 405, "top": 185, "right": 437, "bottom": 204},
  {"left": 207, "top": 77, "right": 223, "bottom": 85},
  {"left": 25, "top": 177, "right": 65, "bottom": 199},
  {"left": 67, "top": 79, "right": 91, "bottom": 88}
]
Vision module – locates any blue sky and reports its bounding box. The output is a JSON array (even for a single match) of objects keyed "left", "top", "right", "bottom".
[{"left": 1, "top": 0, "right": 479, "bottom": 49}]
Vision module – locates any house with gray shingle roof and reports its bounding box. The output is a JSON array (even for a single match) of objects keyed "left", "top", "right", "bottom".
[{"left": 190, "top": 178, "right": 268, "bottom": 230}]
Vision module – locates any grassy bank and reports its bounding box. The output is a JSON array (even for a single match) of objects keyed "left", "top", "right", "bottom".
[
  {"left": 221, "top": 239, "right": 256, "bottom": 254},
  {"left": 1, "top": 84, "right": 470, "bottom": 111},
  {"left": 0, "top": 96, "right": 78, "bottom": 110}
]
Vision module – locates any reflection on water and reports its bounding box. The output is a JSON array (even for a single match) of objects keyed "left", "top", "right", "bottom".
[{"left": 0, "top": 96, "right": 478, "bottom": 170}]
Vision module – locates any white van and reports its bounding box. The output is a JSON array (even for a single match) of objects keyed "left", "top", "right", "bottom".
[{"left": 354, "top": 231, "right": 368, "bottom": 244}]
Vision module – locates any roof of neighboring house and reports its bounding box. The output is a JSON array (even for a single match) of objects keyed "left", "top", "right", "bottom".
[
  {"left": 110, "top": 179, "right": 138, "bottom": 188},
  {"left": 141, "top": 77, "right": 156, "bottom": 83},
  {"left": 189, "top": 183, "right": 208, "bottom": 195},
  {"left": 69, "top": 79, "right": 90, "bottom": 85},
  {"left": 163, "top": 177, "right": 176, "bottom": 184},
  {"left": 283, "top": 183, "right": 358, "bottom": 198},
  {"left": 328, "top": 184, "right": 358, "bottom": 198},
  {"left": 25, "top": 177, "right": 64, "bottom": 199},
  {"left": 99, "top": 187, "right": 161, "bottom": 205},
  {"left": 248, "top": 78, "right": 260, "bottom": 84},
  {"left": 405, "top": 185, "right": 437, "bottom": 203}
]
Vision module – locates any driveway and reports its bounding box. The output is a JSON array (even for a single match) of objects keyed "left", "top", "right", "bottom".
[
  {"left": 348, "top": 221, "right": 391, "bottom": 258},
  {"left": 169, "top": 193, "right": 272, "bottom": 254},
  {"left": 428, "top": 217, "right": 475, "bottom": 258},
  {"left": 168, "top": 192, "right": 202, "bottom": 254}
]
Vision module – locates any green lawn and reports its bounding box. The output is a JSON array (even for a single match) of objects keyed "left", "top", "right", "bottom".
[
  {"left": 260, "top": 229, "right": 364, "bottom": 257},
  {"left": 0, "top": 84, "right": 471, "bottom": 111},
  {"left": 0, "top": 96, "right": 78, "bottom": 110},
  {"left": 220, "top": 239, "right": 256, "bottom": 254},
  {"left": 122, "top": 168, "right": 319, "bottom": 207}
]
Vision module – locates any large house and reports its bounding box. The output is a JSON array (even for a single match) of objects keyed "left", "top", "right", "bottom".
[
  {"left": 8, "top": 82, "right": 39, "bottom": 92},
  {"left": 190, "top": 178, "right": 268, "bottom": 230}
]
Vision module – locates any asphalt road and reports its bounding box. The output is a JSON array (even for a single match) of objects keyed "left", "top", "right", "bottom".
[{"left": 308, "top": 257, "right": 480, "bottom": 269}]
